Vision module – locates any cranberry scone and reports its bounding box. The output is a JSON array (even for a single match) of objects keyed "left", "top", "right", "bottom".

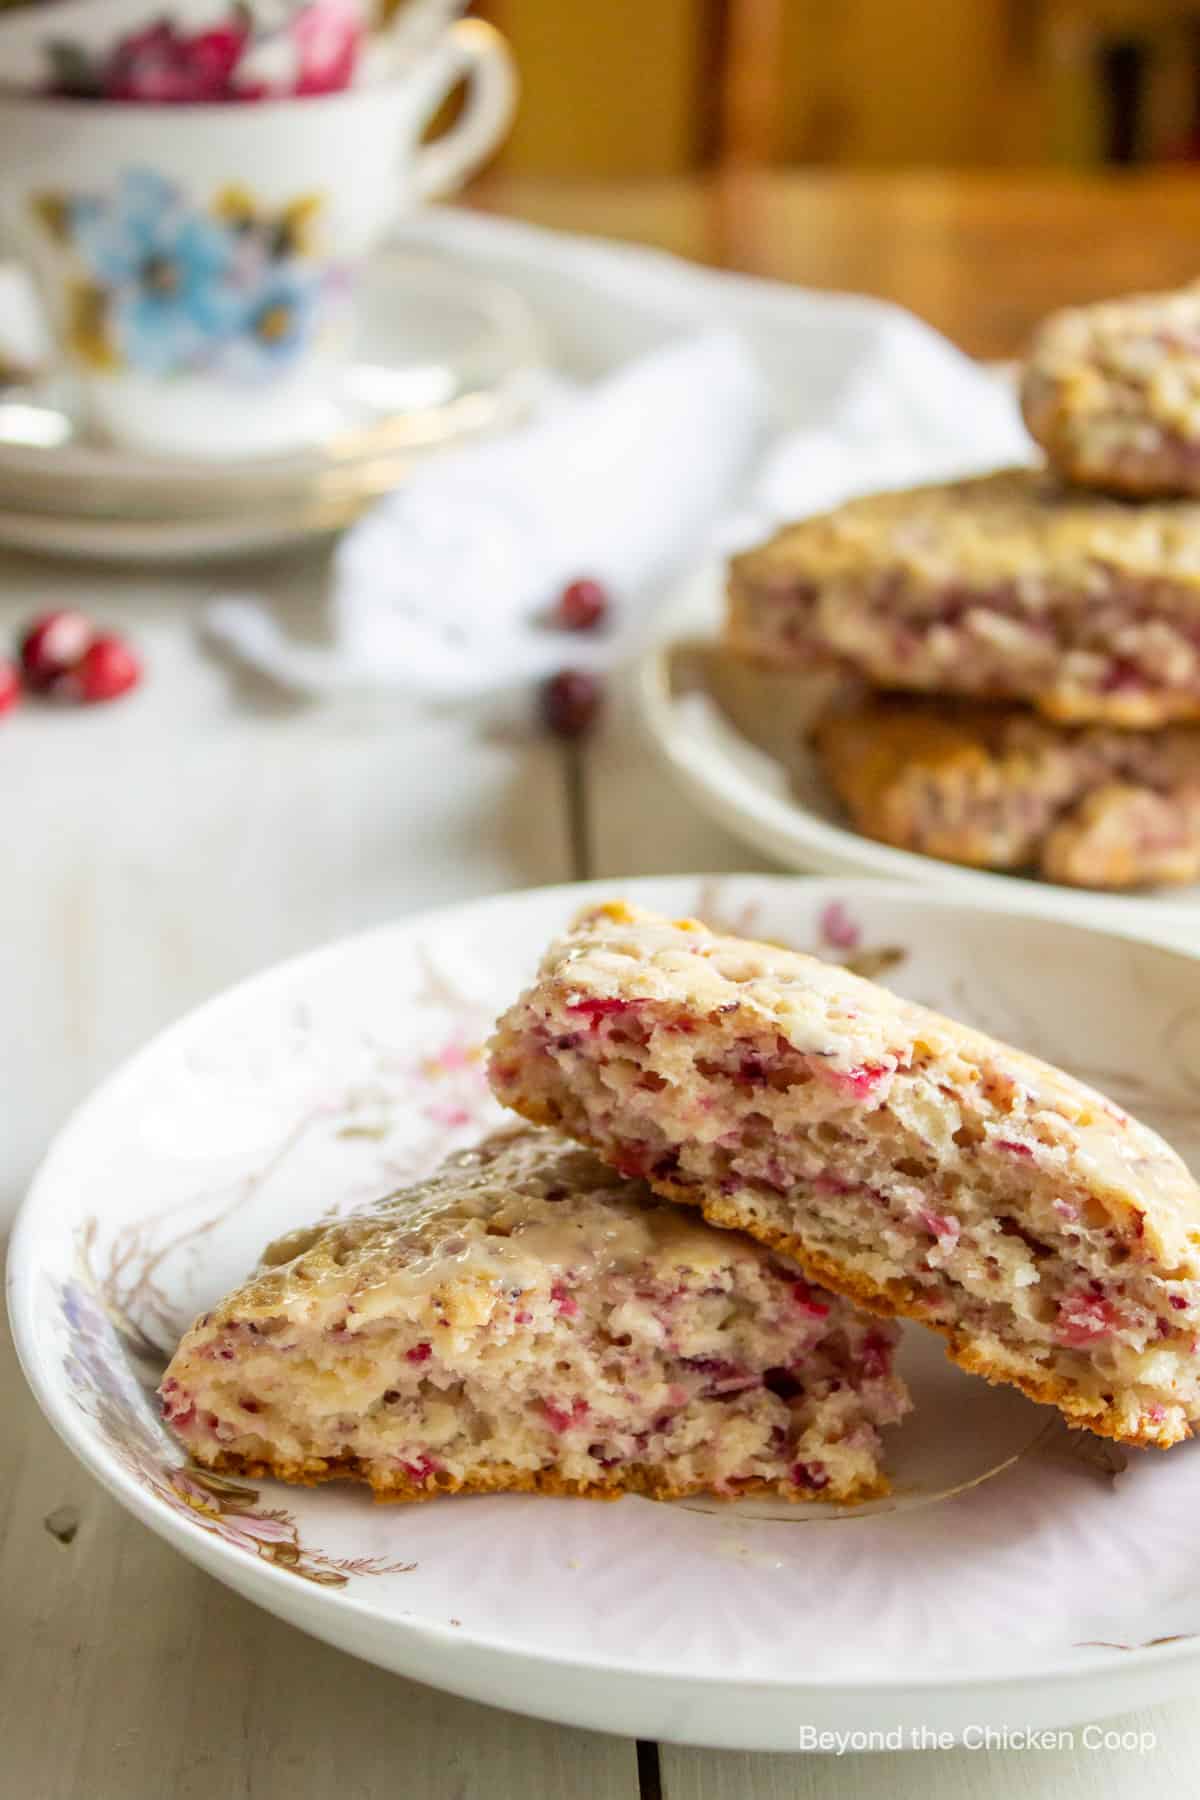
[
  {"left": 727, "top": 468, "right": 1200, "bottom": 727},
  {"left": 159, "top": 1128, "right": 909, "bottom": 1504},
  {"left": 812, "top": 698, "right": 1200, "bottom": 888},
  {"left": 490, "top": 903, "right": 1200, "bottom": 1448},
  {"left": 1022, "top": 286, "right": 1200, "bottom": 497}
]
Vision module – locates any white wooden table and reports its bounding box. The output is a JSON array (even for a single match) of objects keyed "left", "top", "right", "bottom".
[{"left": 3, "top": 547, "right": 1198, "bottom": 1798}]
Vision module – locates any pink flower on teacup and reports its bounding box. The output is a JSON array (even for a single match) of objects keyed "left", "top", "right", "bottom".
[
  {"left": 44, "top": 0, "right": 363, "bottom": 104},
  {"left": 293, "top": 0, "right": 362, "bottom": 95}
]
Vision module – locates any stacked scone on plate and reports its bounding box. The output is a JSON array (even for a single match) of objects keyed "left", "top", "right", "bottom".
[
  {"left": 728, "top": 287, "right": 1200, "bottom": 889},
  {"left": 162, "top": 899, "right": 1200, "bottom": 1509}
]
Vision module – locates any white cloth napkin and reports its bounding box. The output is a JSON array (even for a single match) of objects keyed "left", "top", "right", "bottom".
[{"left": 204, "top": 212, "right": 1032, "bottom": 699}]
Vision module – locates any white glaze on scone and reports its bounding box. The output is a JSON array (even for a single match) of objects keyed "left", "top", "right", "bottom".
[
  {"left": 727, "top": 468, "right": 1200, "bottom": 726},
  {"left": 1022, "top": 286, "right": 1200, "bottom": 497},
  {"left": 160, "top": 1128, "right": 908, "bottom": 1504},
  {"left": 490, "top": 903, "right": 1200, "bottom": 1448}
]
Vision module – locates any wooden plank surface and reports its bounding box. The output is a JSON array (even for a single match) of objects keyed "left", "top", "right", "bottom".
[
  {"left": 0, "top": 552, "right": 568, "bottom": 1232},
  {"left": 0, "top": 1312, "right": 637, "bottom": 1800},
  {"left": 658, "top": 1724, "right": 1200, "bottom": 1800}
]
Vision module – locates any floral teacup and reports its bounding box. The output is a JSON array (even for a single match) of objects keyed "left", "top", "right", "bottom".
[{"left": 0, "top": 19, "right": 516, "bottom": 458}]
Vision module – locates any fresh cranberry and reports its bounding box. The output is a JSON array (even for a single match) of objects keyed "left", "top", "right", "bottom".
[
  {"left": 74, "top": 635, "right": 142, "bottom": 705},
  {"left": 405, "top": 1342, "right": 432, "bottom": 1363},
  {"left": 0, "top": 660, "right": 19, "bottom": 716},
  {"left": 1170, "top": 1295, "right": 1189, "bottom": 1311},
  {"left": 555, "top": 578, "right": 610, "bottom": 632},
  {"left": 540, "top": 668, "right": 603, "bottom": 739},
  {"left": 996, "top": 1139, "right": 1034, "bottom": 1160},
  {"left": 19, "top": 610, "right": 95, "bottom": 692}
]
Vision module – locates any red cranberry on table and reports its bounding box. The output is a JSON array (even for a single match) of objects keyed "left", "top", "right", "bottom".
[
  {"left": 540, "top": 668, "right": 603, "bottom": 740},
  {"left": 0, "top": 659, "right": 20, "bottom": 716},
  {"left": 19, "top": 610, "right": 95, "bottom": 693},
  {"left": 17, "top": 610, "right": 141, "bottom": 706},
  {"left": 555, "top": 578, "right": 610, "bottom": 633},
  {"left": 73, "top": 634, "right": 142, "bottom": 705}
]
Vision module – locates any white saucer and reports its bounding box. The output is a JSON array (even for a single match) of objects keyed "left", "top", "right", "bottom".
[
  {"left": 0, "top": 251, "right": 543, "bottom": 561},
  {"left": 12, "top": 875, "right": 1200, "bottom": 1748},
  {"left": 636, "top": 561, "right": 1200, "bottom": 941}
]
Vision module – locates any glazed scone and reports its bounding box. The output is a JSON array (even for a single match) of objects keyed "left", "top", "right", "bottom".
[
  {"left": 727, "top": 468, "right": 1200, "bottom": 727},
  {"left": 490, "top": 904, "right": 1200, "bottom": 1448},
  {"left": 159, "top": 1129, "right": 909, "bottom": 1504},
  {"left": 812, "top": 698, "right": 1200, "bottom": 888},
  {"left": 1022, "top": 286, "right": 1200, "bottom": 497}
]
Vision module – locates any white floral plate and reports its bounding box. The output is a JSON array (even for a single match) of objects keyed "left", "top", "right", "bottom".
[
  {"left": 636, "top": 564, "right": 1200, "bottom": 941},
  {"left": 10, "top": 875, "right": 1200, "bottom": 1750}
]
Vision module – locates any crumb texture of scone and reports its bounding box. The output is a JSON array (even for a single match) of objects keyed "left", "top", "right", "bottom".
[
  {"left": 489, "top": 903, "right": 1200, "bottom": 1448},
  {"left": 813, "top": 698, "right": 1200, "bottom": 888},
  {"left": 726, "top": 468, "right": 1200, "bottom": 727},
  {"left": 159, "top": 1128, "right": 908, "bottom": 1504},
  {"left": 1022, "top": 287, "right": 1200, "bottom": 497}
]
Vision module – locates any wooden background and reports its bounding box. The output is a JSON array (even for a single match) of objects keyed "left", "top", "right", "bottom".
[{"left": 474, "top": 0, "right": 1200, "bottom": 175}]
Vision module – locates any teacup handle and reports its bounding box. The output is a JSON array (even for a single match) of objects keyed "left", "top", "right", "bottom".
[{"left": 411, "top": 19, "right": 517, "bottom": 202}]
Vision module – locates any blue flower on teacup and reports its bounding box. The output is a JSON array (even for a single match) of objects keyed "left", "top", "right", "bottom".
[
  {"left": 69, "top": 170, "right": 242, "bottom": 376},
  {"left": 32, "top": 167, "right": 337, "bottom": 381},
  {"left": 227, "top": 267, "right": 321, "bottom": 376}
]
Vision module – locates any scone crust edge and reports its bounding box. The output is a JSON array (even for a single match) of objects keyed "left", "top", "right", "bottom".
[{"left": 193, "top": 1446, "right": 888, "bottom": 1507}]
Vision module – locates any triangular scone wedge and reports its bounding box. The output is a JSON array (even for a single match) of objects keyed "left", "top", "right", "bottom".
[
  {"left": 160, "top": 1129, "right": 909, "bottom": 1505},
  {"left": 489, "top": 903, "right": 1200, "bottom": 1448}
]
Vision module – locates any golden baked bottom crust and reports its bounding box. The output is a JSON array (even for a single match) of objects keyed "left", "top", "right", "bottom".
[
  {"left": 726, "top": 468, "right": 1200, "bottom": 727},
  {"left": 1022, "top": 286, "right": 1200, "bottom": 498},
  {"left": 195, "top": 1446, "right": 887, "bottom": 1507},
  {"left": 812, "top": 697, "right": 1200, "bottom": 888}
]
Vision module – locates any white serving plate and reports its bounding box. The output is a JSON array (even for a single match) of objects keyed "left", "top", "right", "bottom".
[
  {"left": 11, "top": 875, "right": 1200, "bottom": 1749},
  {"left": 636, "top": 564, "right": 1200, "bottom": 944}
]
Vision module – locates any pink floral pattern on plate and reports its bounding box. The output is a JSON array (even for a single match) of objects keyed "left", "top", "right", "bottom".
[{"left": 53, "top": 968, "right": 501, "bottom": 1588}]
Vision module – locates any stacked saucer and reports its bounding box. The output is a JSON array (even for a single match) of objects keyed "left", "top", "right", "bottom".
[{"left": 0, "top": 250, "right": 542, "bottom": 562}]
